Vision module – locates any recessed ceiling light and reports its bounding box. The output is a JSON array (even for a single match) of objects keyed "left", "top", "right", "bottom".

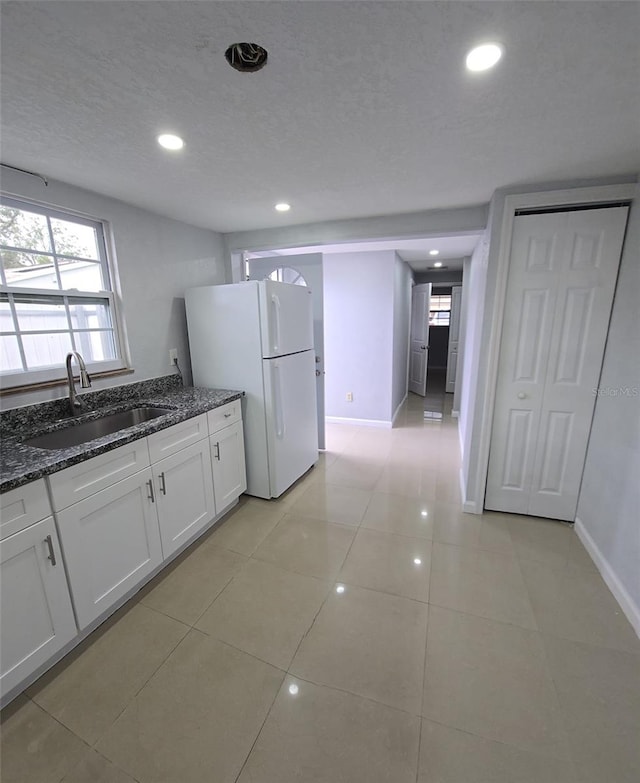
[
  {"left": 433, "top": 261, "right": 443, "bottom": 268},
  {"left": 335, "top": 584, "right": 346, "bottom": 594},
  {"left": 157, "top": 134, "right": 184, "bottom": 151},
  {"left": 275, "top": 203, "right": 291, "bottom": 212},
  {"left": 466, "top": 43, "right": 503, "bottom": 72},
  {"left": 413, "top": 558, "right": 422, "bottom": 565},
  {"left": 429, "top": 249, "right": 439, "bottom": 256}
]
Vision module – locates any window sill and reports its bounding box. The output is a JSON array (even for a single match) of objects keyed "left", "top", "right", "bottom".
[{"left": 0, "top": 367, "right": 134, "bottom": 397}]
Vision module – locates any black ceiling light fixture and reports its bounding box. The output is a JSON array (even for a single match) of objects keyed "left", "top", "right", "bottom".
[{"left": 224, "top": 42, "right": 268, "bottom": 72}]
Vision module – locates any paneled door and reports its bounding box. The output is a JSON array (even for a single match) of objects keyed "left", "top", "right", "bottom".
[
  {"left": 485, "top": 206, "right": 629, "bottom": 520},
  {"left": 408, "top": 283, "right": 431, "bottom": 396}
]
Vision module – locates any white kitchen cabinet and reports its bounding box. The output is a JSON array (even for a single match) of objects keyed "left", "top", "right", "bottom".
[
  {"left": 0, "top": 478, "right": 53, "bottom": 540},
  {"left": 1, "top": 516, "right": 77, "bottom": 700},
  {"left": 146, "top": 413, "right": 208, "bottom": 463},
  {"left": 56, "top": 469, "right": 163, "bottom": 630},
  {"left": 153, "top": 439, "right": 215, "bottom": 559},
  {"left": 211, "top": 419, "right": 247, "bottom": 512},
  {"left": 47, "top": 439, "right": 150, "bottom": 512}
]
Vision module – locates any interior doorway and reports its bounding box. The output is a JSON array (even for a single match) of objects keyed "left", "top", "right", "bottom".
[{"left": 421, "top": 284, "right": 463, "bottom": 419}]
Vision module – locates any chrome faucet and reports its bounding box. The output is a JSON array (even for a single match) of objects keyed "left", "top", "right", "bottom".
[{"left": 66, "top": 352, "right": 92, "bottom": 415}]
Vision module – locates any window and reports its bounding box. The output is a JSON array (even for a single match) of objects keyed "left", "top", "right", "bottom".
[
  {"left": 0, "top": 196, "right": 125, "bottom": 388},
  {"left": 429, "top": 294, "right": 452, "bottom": 327},
  {"left": 266, "top": 266, "right": 307, "bottom": 286}
]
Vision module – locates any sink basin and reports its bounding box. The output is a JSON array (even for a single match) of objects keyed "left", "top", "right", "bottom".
[{"left": 25, "top": 407, "right": 175, "bottom": 450}]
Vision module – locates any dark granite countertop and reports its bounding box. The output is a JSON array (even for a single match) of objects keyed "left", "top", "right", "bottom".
[{"left": 0, "top": 377, "right": 243, "bottom": 493}]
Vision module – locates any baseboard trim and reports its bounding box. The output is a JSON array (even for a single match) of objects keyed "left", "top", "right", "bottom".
[
  {"left": 391, "top": 393, "right": 408, "bottom": 427},
  {"left": 458, "top": 466, "right": 482, "bottom": 514},
  {"left": 575, "top": 517, "right": 640, "bottom": 639},
  {"left": 325, "top": 416, "right": 392, "bottom": 429},
  {"left": 462, "top": 499, "right": 482, "bottom": 514}
]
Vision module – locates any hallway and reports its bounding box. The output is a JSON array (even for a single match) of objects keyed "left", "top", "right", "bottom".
[{"left": 2, "top": 396, "right": 639, "bottom": 783}]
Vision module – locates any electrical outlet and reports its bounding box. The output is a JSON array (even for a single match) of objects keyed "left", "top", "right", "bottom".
[
  {"left": 169, "top": 349, "right": 178, "bottom": 366},
  {"left": 346, "top": 392, "right": 353, "bottom": 402}
]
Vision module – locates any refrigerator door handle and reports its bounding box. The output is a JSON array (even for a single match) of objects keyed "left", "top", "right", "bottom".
[
  {"left": 271, "top": 294, "right": 281, "bottom": 354},
  {"left": 273, "top": 361, "right": 285, "bottom": 439}
]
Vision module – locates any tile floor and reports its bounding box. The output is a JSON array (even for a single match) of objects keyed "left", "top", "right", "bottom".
[{"left": 2, "top": 393, "right": 639, "bottom": 783}]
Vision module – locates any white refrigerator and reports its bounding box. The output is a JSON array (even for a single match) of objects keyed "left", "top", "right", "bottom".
[{"left": 185, "top": 280, "right": 319, "bottom": 499}]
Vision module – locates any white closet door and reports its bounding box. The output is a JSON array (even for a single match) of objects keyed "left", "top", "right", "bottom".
[
  {"left": 485, "top": 206, "right": 628, "bottom": 520},
  {"left": 408, "top": 284, "right": 431, "bottom": 396}
]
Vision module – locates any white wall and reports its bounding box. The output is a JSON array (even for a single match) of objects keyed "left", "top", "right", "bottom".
[
  {"left": 1, "top": 170, "right": 226, "bottom": 408},
  {"left": 452, "top": 256, "right": 471, "bottom": 415},
  {"left": 392, "top": 254, "right": 413, "bottom": 418},
  {"left": 324, "top": 250, "right": 396, "bottom": 423},
  {"left": 225, "top": 205, "right": 488, "bottom": 259},
  {"left": 457, "top": 231, "right": 490, "bottom": 506},
  {"left": 575, "top": 185, "right": 640, "bottom": 631}
]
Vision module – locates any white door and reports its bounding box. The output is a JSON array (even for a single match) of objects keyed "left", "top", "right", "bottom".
[
  {"left": 263, "top": 350, "right": 318, "bottom": 497},
  {"left": 485, "top": 206, "right": 629, "bottom": 520},
  {"left": 211, "top": 420, "right": 247, "bottom": 511},
  {"left": 248, "top": 254, "right": 326, "bottom": 450},
  {"left": 57, "top": 469, "right": 163, "bottom": 629},
  {"left": 1, "top": 517, "right": 77, "bottom": 699},
  {"left": 445, "top": 285, "right": 462, "bottom": 393},
  {"left": 408, "top": 283, "right": 432, "bottom": 396},
  {"left": 154, "top": 440, "right": 215, "bottom": 559}
]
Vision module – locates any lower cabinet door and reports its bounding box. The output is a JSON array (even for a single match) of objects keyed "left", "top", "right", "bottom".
[
  {"left": 57, "top": 469, "right": 162, "bottom": 630},
  {"left": 0, "top": 517, "right": 77, "bottom": 699},
  {"left": 154, "top": 440, "right": 216, "bottom": 559},
  {"left": 211, "top": 420, "right": 247, "bottom": 512}
]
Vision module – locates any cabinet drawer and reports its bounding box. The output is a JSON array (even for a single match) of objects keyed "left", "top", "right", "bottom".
[
  {"left": 48, "top": 440, "right": 151, "bottom": 512},
  {"left": 207, "top": 400, "right": 241, "bottom": 433},
  {"left": 1, "top": 479, "right": 52, "bottom": 540},
  {"left": 146, "top": 413, "right": 208, "bottom": 463}
]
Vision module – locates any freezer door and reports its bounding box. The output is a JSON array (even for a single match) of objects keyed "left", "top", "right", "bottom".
[
  {"left": 263, "top": 350, "right": 318, "bottom": 497},
  {"left": 259, "top": 280, "right": 314, "bottom": 358}
]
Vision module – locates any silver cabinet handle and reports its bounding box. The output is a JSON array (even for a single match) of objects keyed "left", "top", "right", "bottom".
[
  {"left": 159, "top": 472, "right": 167, "bottom": 495},
  {"left": 214, "top": 442, "right": 221, "bottom": 461},
  {"left": 44, "top": 534, "right": 57, "bottom": 566},
  {"left": 147, "top": 479, "right": 155, "bottom": 503}
]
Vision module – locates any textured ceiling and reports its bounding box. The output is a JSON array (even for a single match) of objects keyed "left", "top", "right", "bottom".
[{"left": 1, "top": 1, "right": 638, "bottom": 233}]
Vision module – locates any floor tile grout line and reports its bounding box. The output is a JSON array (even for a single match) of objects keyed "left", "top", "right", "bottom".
[
  {"left": 420, "top": 714, "right": 580, "bottom": 767},
  {"left": 280, "top": 509, "right": 368, "bottom": 674},
  {"left": 19, "top": 695, "right": 94, "bottom": 753},
  {"left": 425, "top": 600, "right": 542, "bottom": 633},
  {"left": 415, "top": 716, "right": 424, "bottom": 783},
  {"left": 531, "top": 633, "right": 583, "bottom": 779},
  {"left": 231, "top": 671, "right": 287, "bottom": 783},
  {"left": 88, "top": 611, "right": 194, "bottom": 751},
  {"left": 281, "top": 671, "right": 425, "bottom": 722}
]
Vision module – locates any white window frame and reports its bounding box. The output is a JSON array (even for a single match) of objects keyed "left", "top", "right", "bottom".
[
  {"left": 0, "top": 195, "right": 128, "bottom": 389},
  {"left": 429, "top": 294, "right": 452, "bottom": 327}
]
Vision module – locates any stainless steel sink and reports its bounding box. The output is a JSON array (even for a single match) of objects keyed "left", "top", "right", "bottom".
[{"left": 25, "top": 407, "right": 175, "bottom": 450}]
